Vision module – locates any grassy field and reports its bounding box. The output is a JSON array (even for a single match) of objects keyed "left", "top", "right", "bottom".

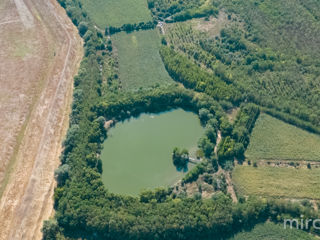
[
  {"left": 80, "top": 0, "right": 152, "bottom": 28},
  {"left": 232, "top": 165, "right": 320, "bottom": 199},
  {"left": 112, "top": 30, "right": 173, "bottom": 90},
  {"left": 230, "top": 222, "right": 316, "bottom": 240},
  {"left": 245, "top": 114, "right": 320, "bottom": 161}
]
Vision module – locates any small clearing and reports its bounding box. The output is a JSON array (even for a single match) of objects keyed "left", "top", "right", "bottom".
[
  {"left": 192, "top": 11, "right": 230, "bottom": 37},
  {"left": 226, "top": 107, "right": 239, "bottom": 123}
]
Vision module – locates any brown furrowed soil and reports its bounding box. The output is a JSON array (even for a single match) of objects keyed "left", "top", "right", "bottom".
[{"left": 0, "top": 0, "right": 82, "bottom": 239}]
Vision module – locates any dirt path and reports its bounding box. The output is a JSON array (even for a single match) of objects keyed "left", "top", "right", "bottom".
[
  {"left": 0, "top": 0, "right": 82, "bottom": 239},
  {"left": 214, "top": 131, "right": 221, "bottom": 155},
  {"left": 213, "top": 131, "right": 238, "bottom": 202},
  {"left": 0, "top": 19, "right": 20, "bottom": 25},
  {"left": 225, "top": 171, "right": 238, "bottom": 203},
  {"left": 13, "top": 0, "right": 34, "bottom": 28}
]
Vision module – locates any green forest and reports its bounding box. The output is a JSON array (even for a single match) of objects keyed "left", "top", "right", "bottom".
[{"left": 46, "top": 0, "right": 320, "bottom": 239}]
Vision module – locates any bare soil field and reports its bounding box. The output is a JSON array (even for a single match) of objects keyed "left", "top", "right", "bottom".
[{"left": 0, "top": 0, "right": 82, "bottom": 239}]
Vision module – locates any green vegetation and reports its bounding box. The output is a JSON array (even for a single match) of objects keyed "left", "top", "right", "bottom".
[
  {"left": 172, "top": 147, "right": 189, "bottom": 169},
  {"left": 246, "top": 114, "right": 320, "bottom": 161},
  {"left": 230, "top": 222, "right": 316, "bottom": 240},
  {"left": 148, "top": 0, "right": 218, "bottom": 22},
  {"left": 79, "top": 0, "right": 152, "bottom": 28},
  {"left": 106, "top": 21, "right": 156, "bottom": 35},
  {"left": 160, "top": 46, "right": 241, "bottom": 103},
  {"left": 46, "top": 0, "right": 320, "bottom": 238},
  {"left": 113, "top": 30, "right": 173, "bottom": 90},
  {"left": 261, "top": 107, "right": 320, "bottom": 135},
  {"left": 183, "top": 161, "right": 207, "bottom": 183},
  {"left": 231, "top": 104, "right": 260, "bottom": 148},
  {"left": 233, "top": 165, "right": 320, "bottom": 199},
  {"left": 217, "top": 104, "right": 260, "bottom": 166},
  {"left": 96, "top": 85, "right": 224, "bottom": 121},
  {"left": 164, "top": 0, "right": 320, "bottom": 129}
]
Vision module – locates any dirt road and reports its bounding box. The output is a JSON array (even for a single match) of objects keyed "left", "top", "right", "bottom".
[{"left": 0, "top": 0, "right": 82, "bottom": 239}]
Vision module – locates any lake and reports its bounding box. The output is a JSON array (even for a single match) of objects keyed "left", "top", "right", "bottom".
[{"left": 101, "top": 109, "right": 204, "bottom": 195}]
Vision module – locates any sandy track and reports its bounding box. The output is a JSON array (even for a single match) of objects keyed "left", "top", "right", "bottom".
[
  {"left": 0, "top": 20, "right": 20, "bottom": 26},
  {"left": 13, "top": 0, "right": 34, "bottom": 28},
  {"left": 0, "top": 0, "right": 82, "bottom": 239}
]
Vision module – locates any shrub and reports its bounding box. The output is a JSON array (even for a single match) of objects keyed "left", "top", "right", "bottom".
[
  {"left": 78, "top": 21, "right": 88, "bottom": 36},
  {"left": 42, "top": 219, "right": 59, "bottom": 240},
  {"left": 54, "top": 164, "right": 70, "bottom": 186}
]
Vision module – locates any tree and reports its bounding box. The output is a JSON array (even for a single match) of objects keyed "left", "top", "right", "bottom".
[
  {"left": 193, "top": 192, "right": 202, "bottom": 200},
  {"left": 232, "top": 126, "right": 248, "bottom": 142},
  {"left": 122, "top": 23, "right": 134, "bottom": 32},
  {"left": 154, "top": 187, "right": 168, "bottom": 203},
  {"left": 172, "top": 147, "right": 189, "bottom": 169},
  {"left": 62, "top": 124, "right": 79, "bottom": 157},
  {"left": 199, "top": 108, "right": 211, "bottom": 124},
  {"left": 183, "top": 163, "right": 205, "bottom": 183},
  {"left": 140, "top": 190, "right": 155, "bottom": 203},
  {"left": 78, "top": 21, "right": 88, "bottom": 36},
  {"left": 198, "top": 137, "right": 214, "bottom": 158},
  {"left": 211, "top": 156, "right": 219, "bottom": 172},
  {"left": 161, "top": 37, "right": 167, "bottom": 45},
  {"left": 207, "top": 118, "right": 218, "bottom": 129},
  {"left": 147, "top": 0, "right": 154, "bottom": 8},
  {"left": 220, "top": 118, "right": 233, "bottom": 136},
  {"left": 42, "top": 218, "right": 59, "bottom": 240},
  {"left": 83, "top": 30, "right": 93, "bottom": 42},
  {"left": 233, "top": 142, "right": 245, "bottom": 157},
  {"left": 217, "top": 136, "right": 235, "bottom": 161},
  {"left": 54, "top": 164, "right": 70, "bottom": 186},
  {"left": 205, "top": 126, "right": 217, "bottom": 143}
]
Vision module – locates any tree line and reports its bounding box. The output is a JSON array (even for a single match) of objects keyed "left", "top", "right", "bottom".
[
  {"left": 147, "top": 0, "right": 219, "bottom": 22},
  {"left": 105, "top": 21, "right": 156, "bottom": 35},
  {"left": 159, "top": 46, "right": 242, "bottom": 104}
]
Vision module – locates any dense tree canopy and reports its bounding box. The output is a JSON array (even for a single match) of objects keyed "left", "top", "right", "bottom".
[{"left": 172, "top": 147, "right": 189, "bottom": 169}]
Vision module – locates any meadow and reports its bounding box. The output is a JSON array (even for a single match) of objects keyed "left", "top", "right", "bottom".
[
  {"left": 230, "top": 222, "right": 316, "bottom": 240},
  {"left": 112, "top": 30, "right": 173, "bottom": 90},
  {"left": 80, "top": 0, "right": 152, "bottom": 28},
  {"left": 245, "top": 114, "right": 320, "bottom": 161},
  {"left": 232, "top": 165, "right": 320, "bottom": 199}
]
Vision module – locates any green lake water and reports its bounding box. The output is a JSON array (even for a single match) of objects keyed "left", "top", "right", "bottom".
[{"left": 101, "top": 109, "right": 204, "bottom": 195}]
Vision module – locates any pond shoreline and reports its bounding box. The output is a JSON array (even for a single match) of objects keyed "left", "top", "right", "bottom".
[{"left": 101, "top": 109, "right": 204, "bottom": 195}]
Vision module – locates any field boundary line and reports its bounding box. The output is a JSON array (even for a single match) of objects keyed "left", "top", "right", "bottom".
[
  {"left": 249, "top": 158, "right": 320, "bottom": 163},
  {"left": 241, "top": 194, "right": 320, "bottom": 201},
  {"left": 0, "top": 20, "right": 20, "bottom": 26}
]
